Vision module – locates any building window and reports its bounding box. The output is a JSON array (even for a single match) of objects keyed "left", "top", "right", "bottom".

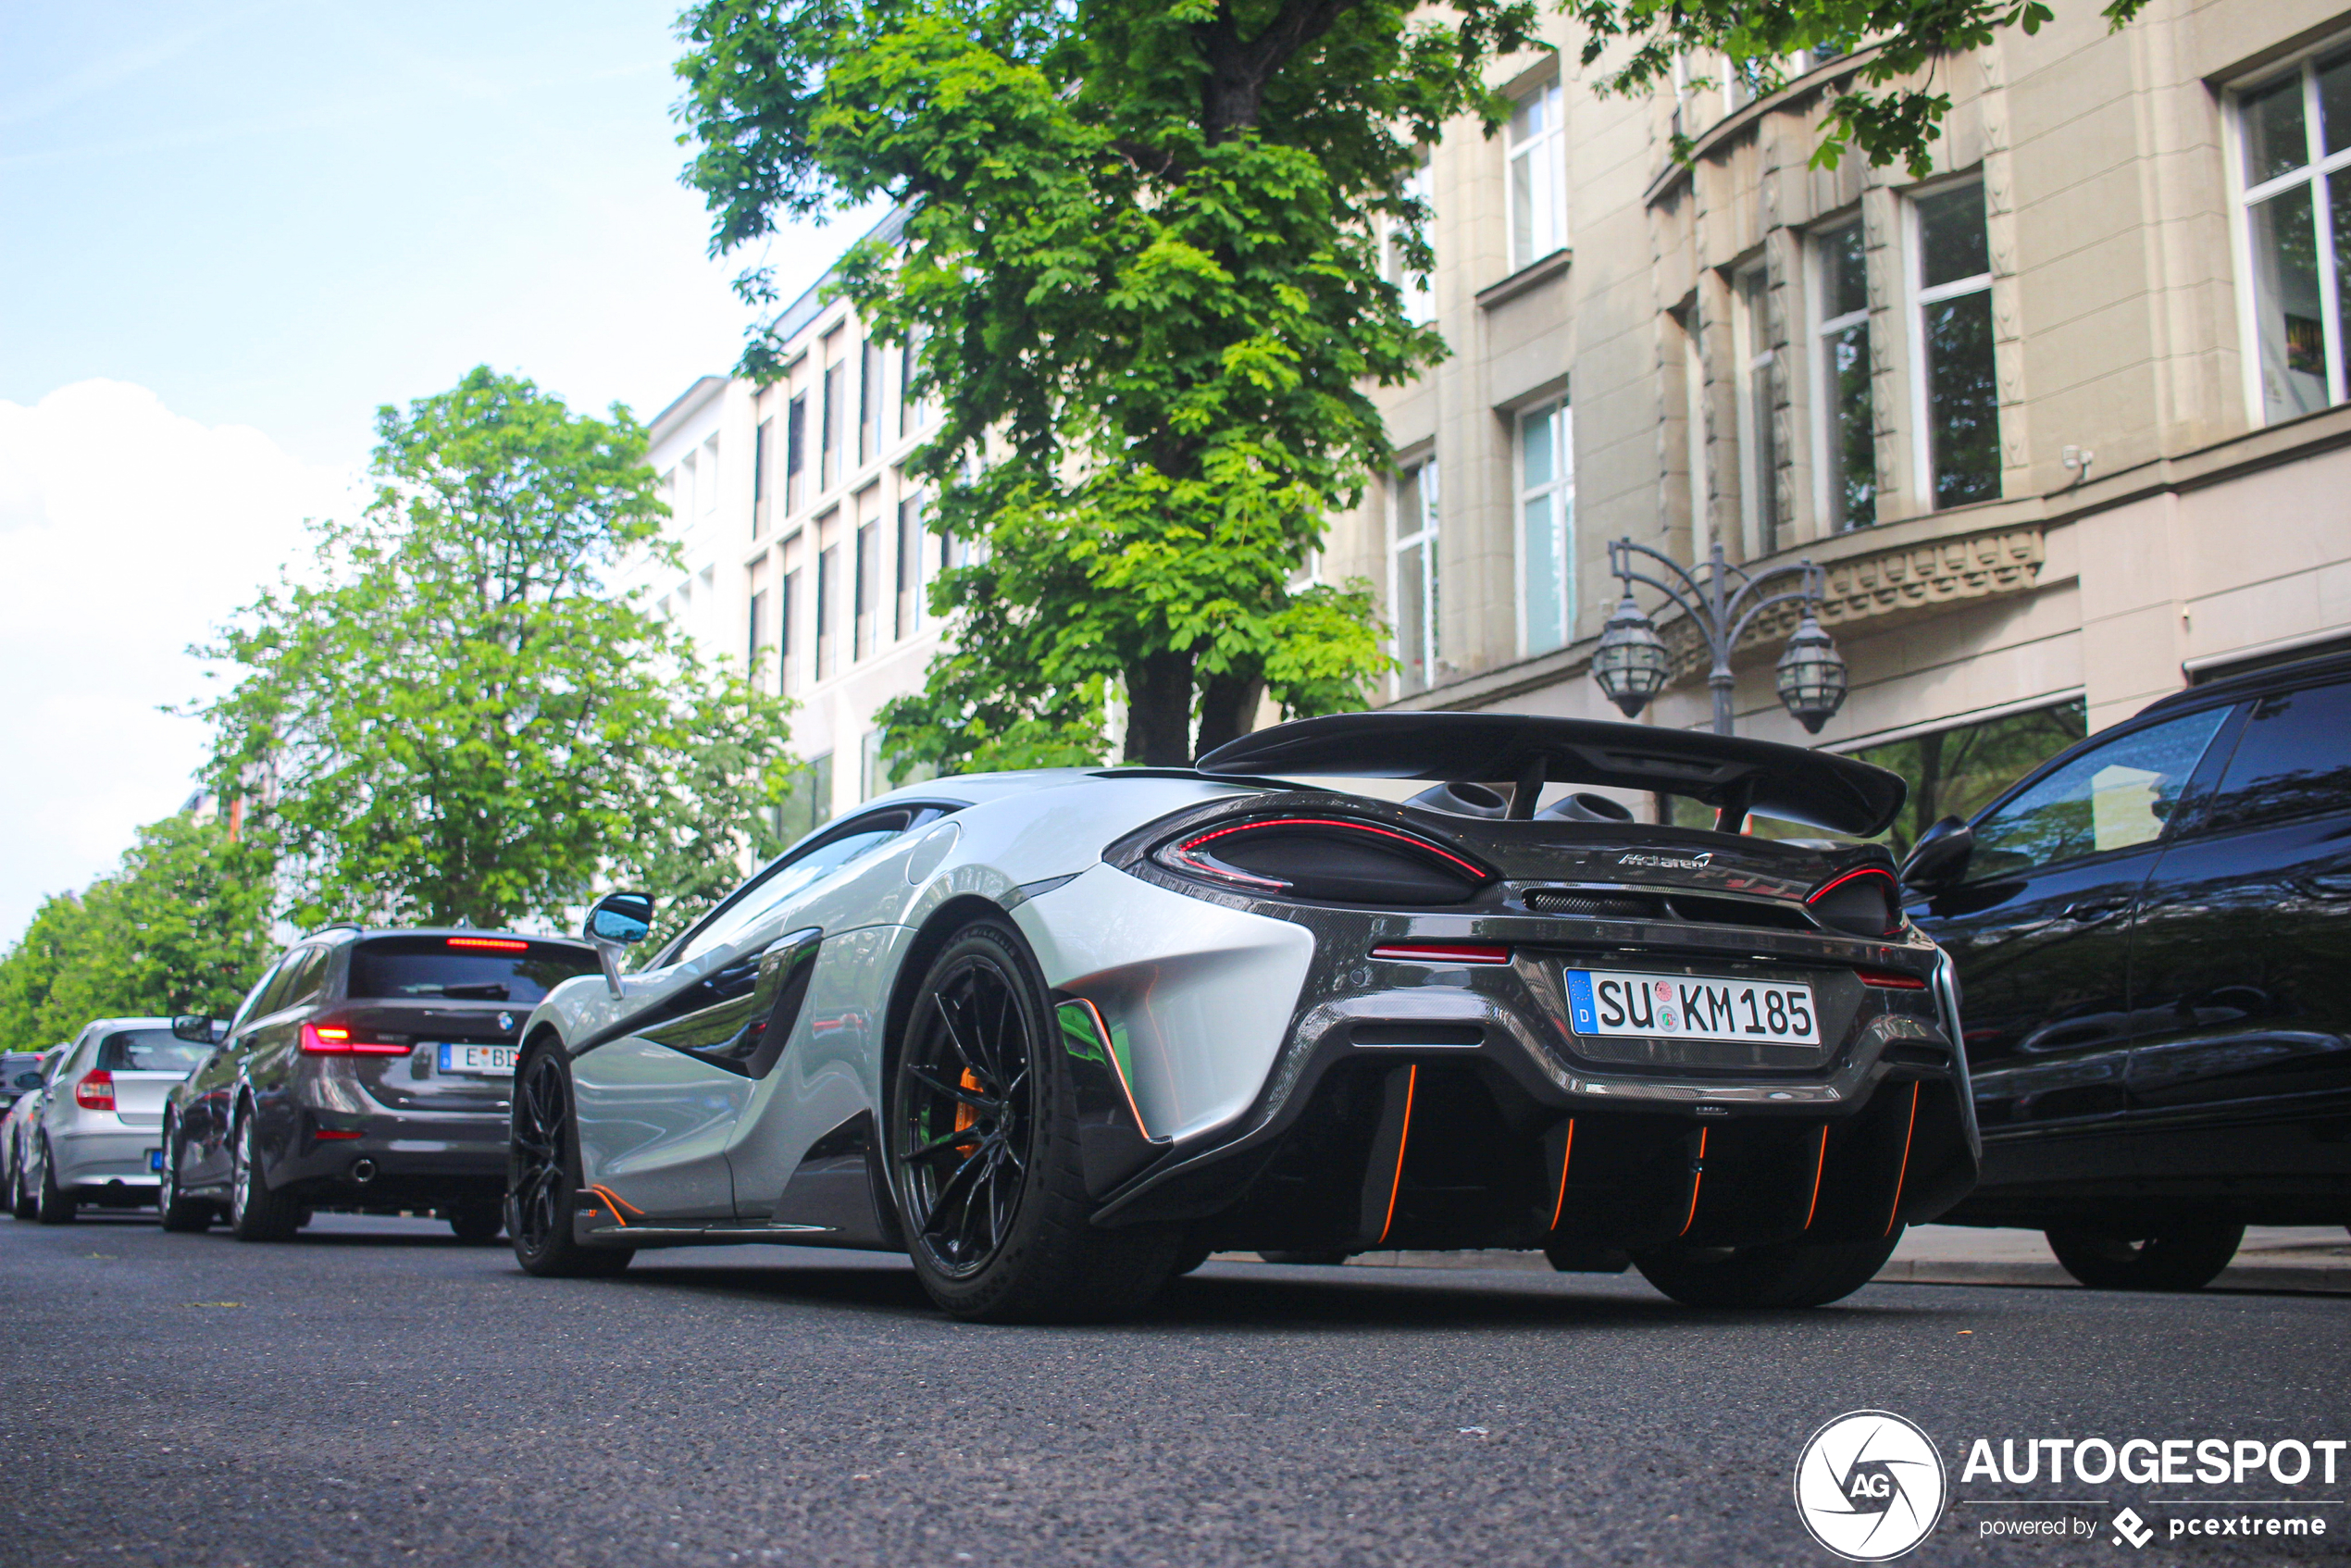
[
  {"left": 896, "top": 492, "right": 925, "bottom": 638},
  {"left": 821, "top": 351, "right": 844, "bottom": 492},
  {"left": 1733, "top": 264, "right": 1781, "bottom": 554},
  {"left": 853, "top": 516, "right": 878, "bottom": 661},
  {"left": 858, "top": 338, "right": 882, "bottom": 465},
  {"left": 777, "top": 753, "right": 834, "bottom": 841},
  {"left": 1813, "top": 220, "right": 1875, "bottom": 531},
  {"left": 1506, "top": 81, "right": 1565, "bottom": 271},
  {"left": 2236, "top": 50, "right": 2351, "bottom": 423},
  {"left": 1913, "top": 180, "right": 1998, "bottom": 507},
  {"left": 785, "top": 392, "right": 807, "bottom": 513},
  {"left": 777, "top": 567, "right": 799, "bottom": 693},
  {"left": 1384, "top": 151, "right": 1436, "bottom": 325},
  {"left": 897, "top": 340, "right": 921, "bottom": 436},
  {"left": 1517, "top": 399, "right": 1573, "bottom": 654},
  {"left": 746, "top": 587, "right": 766, "bottom": 677},
  {"left": 699, "top": 436, "right": 720, "bottom": 516},
  {"left": 1390, "top": 460, "right": 1439, "bottom": 696},
  {"left": 815, "top": 532, "right": 837, "bottom": 681},
  {"left": 752, "top": 418, "right": 772, "bottom": 538}
]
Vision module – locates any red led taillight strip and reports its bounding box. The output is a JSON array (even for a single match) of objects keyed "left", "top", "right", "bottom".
[
  {"left": 447, "top": 936, "right": 530, "bottom": 951},
  {"left": 1172, "top": 817, "right": 1490, "bottom": 883},
  {"left": 1855, "top": 968, "right": 1929, "bottom": 990},
  {"left": 1808, "top": 866, "right": 1898, "bottom": 904},
  {"left": 1369, "top": 943, "right": 1512, "bottom": 965}
]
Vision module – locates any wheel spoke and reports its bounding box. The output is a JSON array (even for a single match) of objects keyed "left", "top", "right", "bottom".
[
  {"left": 901, "top": 1123, "right": 986, "bottom": 1163},
  {"left": 918, "top": 1144, "right": 990, "bottom": 1241},
  {"left": 932, "top": 992, "right": 994, "bottom": 1091}
]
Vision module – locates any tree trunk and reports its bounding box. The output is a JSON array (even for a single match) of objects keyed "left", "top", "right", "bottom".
[
  {"left": 1124, "top": 649, "right": 1198, "bottom": 765},
  {"left": 1193, "top": 668, "right": 1266, "bottom": 757}
]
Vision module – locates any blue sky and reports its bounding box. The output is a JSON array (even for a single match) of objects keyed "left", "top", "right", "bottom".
[{"left": 0, "top": 1, "right": 858, "bottom": 940}]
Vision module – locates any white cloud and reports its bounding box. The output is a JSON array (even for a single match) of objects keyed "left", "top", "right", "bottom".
[{"left": 0, "top": 380, "right": 358, "bottom": 940}]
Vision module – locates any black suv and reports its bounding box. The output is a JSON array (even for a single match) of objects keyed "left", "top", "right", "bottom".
[
  {"left": 157, "top": 927, "right": 601, "bottom": 1241},
  {"left": 1903, "top": 651, "right": 2351, "bottom": 1288}
]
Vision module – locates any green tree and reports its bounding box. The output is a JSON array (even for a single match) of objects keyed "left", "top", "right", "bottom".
[
  {"left": 192, "top": 367, "right": 798, "bottom": 935},
  {"left": 674, "top": 0, "right": 2142, "bottom": 772},
  {"left": 0, "top": 815, "right": 278, "bottom": 1052}
]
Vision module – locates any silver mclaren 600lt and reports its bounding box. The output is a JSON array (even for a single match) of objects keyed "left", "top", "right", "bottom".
[{"left": 506, "top": 713, "right": 1976, "bottom": 1320}]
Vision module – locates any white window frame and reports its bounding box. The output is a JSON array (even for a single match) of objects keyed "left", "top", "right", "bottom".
[
  {"left": 1514, "top": 399, "right": 1574, "bottom": 656},
  {"left": 2227, "top": 41, "right": 2351, "bottom": 424},
  {"left": 1905, "top": 177, "right": 1995, "bottom": 509},
  {"left": 1506, "top": 80, "right": 1566, "bottom": 272},
  {"left": 1388, "top": 459, "right": 1439, "bottom": 698},
  {"left": 1810, "top": 217, "right": 1873, "bottom": 532},
  {"left": 1732, "top": 262, "right": 1778, "bottom": 556}
]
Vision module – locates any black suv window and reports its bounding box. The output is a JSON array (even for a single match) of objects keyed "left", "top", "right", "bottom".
[
  {"left": 267, "top": 947, "right": 329, "bottom": 1014},
  {"left": 1967, "top": 708, "right": 2233, "bottom": 880},
  {"left": 2202, "top": 680, "right": 2351, "bottom": 833},
  {"left": 348, "top": 936, "right": 600, "bottom": 1004}
]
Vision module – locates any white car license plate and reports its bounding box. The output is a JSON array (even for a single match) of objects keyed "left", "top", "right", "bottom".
[
  {"left": 1565, "top": 969, "right": 1820, "bottom": 1046},
  {"left": 436, "top": 1043, "right": 517, "bottom": 1075}
]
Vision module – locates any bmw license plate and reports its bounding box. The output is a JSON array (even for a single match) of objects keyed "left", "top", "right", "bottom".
[
  {"left": 1565, "top": 969, "right": 1819, "bottom": 1046},
  {"left": 436, "top": 1043, "right": 517, "bottom": 1075},
  {"left": 147, "top": 1149, "right": 163, "bottom": 1173}
]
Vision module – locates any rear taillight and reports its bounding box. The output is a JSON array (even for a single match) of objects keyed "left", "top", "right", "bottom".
[
  {"left": 300, "top": 1023, "right": 410, "bottom": 1056},
  {"left": 446, "top": 936, "right": 529, "bottom": 952},
  {"left": 1154, "top": 815, "right": 1493, "bottom": 904},
  {"left": 73, "top": 1070, "right": 115, "bottom": 1111},
  {"left": 1856, "top": 967, "right": 1930, "bottom": 990},
  {"left": 1808, "top": 867, "right": 1905, "bottom": 938}
]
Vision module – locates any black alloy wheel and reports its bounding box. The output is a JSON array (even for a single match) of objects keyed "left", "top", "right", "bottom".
[
  {"left": 507, "top": 1041, "right": 632, "bottom": 1278},
  {"left": 888, "top": 919, "right": 1182, "bottom": 1323},
  {"left": 228, "top": 1109, "right": 303, "bottom": 1242},
  {"left": 1632, "top": 1227, "right": 1906, "bottom": 1309},
  {"left": 32, "top": 1137, "right": 76, "bottom": 1226},
  {"left": 156, "top": 1119, "right": 211, "bottom": 1233},
  {"left": 2045, "top": 1222, "right": 2244, "bottom": 1291}
]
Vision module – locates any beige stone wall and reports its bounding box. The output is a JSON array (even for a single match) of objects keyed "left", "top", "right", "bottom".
[{"left": 1340, "top": 0, "right": 2351, "bottom": 753}]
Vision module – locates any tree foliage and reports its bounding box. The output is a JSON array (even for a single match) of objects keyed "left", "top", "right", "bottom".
[
  {"left": 0, "top": 815, "right": 277, "bottom": 1053},
  {"left": 191, "top": 367, "right": 799, "bottom": 935},
  {"left": 674, "top": 0, "right": 2138, "bottom": 771}
]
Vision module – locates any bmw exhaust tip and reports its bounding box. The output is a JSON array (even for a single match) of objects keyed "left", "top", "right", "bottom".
[{"left": 350, "top": 1158, "right": 377, "bottom": 1184}]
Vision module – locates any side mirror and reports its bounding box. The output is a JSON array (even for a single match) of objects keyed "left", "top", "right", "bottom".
[
  {"left": 585, "top": 891, "right": 654, "bottom": 946},
  {"left": 170, "top": 1014, "right": 225, "bottom": 1044},
  {"left": 583, "top": 891, "right": 655, "bottom": 996},
  {"left": 1899, "top": 816, "right": 1974, "bottom": 892}
]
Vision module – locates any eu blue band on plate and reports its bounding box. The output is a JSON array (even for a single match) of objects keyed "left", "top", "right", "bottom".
[{"left": 1566, "top": 969, "right": 1598, "bottom": 1034}]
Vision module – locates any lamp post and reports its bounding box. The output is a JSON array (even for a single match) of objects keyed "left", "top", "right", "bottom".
[{"left": 1590, "top": 538, "right": 1848, "bottom": 736}]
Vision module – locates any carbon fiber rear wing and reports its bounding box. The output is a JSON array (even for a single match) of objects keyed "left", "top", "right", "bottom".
[{"left": 1195, "top": 712, "right": 1904, "bottom": 837}]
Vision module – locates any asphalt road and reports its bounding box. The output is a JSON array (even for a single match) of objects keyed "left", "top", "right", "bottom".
[{"left": 4, "top": 1213, "right": 2346, "bottom": 1568}]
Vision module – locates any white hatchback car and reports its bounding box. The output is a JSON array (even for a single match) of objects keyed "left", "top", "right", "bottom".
[{"left": 28, "top": 1019, "right": 210, "bottom": 1223}]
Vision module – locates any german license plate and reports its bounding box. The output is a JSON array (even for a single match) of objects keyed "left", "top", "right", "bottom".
[
  {"left": 1565, "top": 969, "right": 1819, "bottom": 1046},
  {"left": 436, "top": 1043, "right": 517, "bottom": 1075},
  {"left": 147, "top": 1148, "right": 163, "bottom": 1173}
]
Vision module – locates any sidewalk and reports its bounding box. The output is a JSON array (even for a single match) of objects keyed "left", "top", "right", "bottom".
[{"left": 1227, "top": 1226, "right": 2351, "bottom": 1294}]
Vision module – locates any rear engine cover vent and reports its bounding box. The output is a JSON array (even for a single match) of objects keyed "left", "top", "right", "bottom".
[
  {"left": 1666, "top": 895, "right": 1818, "bottom": 932},
  {"left": 1525, "top": 890, "right": 1666, "bottom": 919}
]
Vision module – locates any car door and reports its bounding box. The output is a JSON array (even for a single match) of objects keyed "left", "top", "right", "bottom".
[
  {"left": 572, "top": 809, "right": 927, "bottom": 1223},
  {"left": 1916, "top": 706, "right": 2235, "bottom": 1168},
  {"left": 2127, "top": 678, "right": 2351, "bottom": 1161},
  {"left": 182, "top": 956, "right": 285, "bottom": 1183}
]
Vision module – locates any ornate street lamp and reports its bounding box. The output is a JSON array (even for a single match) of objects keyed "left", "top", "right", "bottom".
[{"left": 1591, "top": 538, "right": 1847, "bottom": 737}]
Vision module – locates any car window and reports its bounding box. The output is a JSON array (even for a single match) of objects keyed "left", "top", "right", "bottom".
[
  {"left": 673, "top": 815, "right": 915, "bottom": 967},
  {"left": 1968, "top": 708, "right": 2233, "bottom": 881},
  {"left": 347, "top": 937, "right": 600, "bottom": 1003},
  {"left": 96, "top": 1030, "right": 210, "bottom": 1073},
  {"left": 228, "top": 959, "right": 285, "bottom": 1033},
  {"left": 2201, "top": 680, "right": 2351, "bottom": 834},
  {"left": 257, "top": 948, "right": 325, "bottom": 1016}
]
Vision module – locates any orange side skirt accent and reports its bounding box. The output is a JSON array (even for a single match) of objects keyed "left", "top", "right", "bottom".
[
  {"left": 1679, "top": 1127, "right": 1708, "bottom": 1237},
  {"left": 587, "top": 1185, "right": 641, "bottom": 1226},
  {"left": 1885, "top": 1084, "right": 1921, "bottom": 1237},
  {"left": 1548, "top": 1119, "right": 1575, "bottom": 1231},
  {"left": 1375, "top": 1065, "right": 1417, "bottom": 1246}
]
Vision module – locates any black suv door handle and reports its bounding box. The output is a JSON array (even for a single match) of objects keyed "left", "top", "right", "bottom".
[{"left": 2060, "top": 898, "right": 2131, "bottom": 922}]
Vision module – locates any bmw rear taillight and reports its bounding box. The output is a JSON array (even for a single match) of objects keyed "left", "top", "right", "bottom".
[
  {"left": 1154, "top": 816, "right": 1493, "bottom": 904},
  {"left": 73, "top": 1070, "right": 115, "bottom": 1111},
  {"left": 300, "top": 1023, "right": 409, "bottom": 1056},
  {"left": 1808, "top": 867, "right": 1905, "bottom": 938}
]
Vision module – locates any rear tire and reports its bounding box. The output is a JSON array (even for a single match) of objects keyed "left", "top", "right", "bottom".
[
  {"left": 33, "top": 1138, "right": 76, "bottom": 1226},
  {"left": 507, "top": 1041, "right": 633, "bottom": 1278},
  {"left": 156, "top": 1120, "right": 212, "bottom": 1233},
  {"left": 888, "top": 919, "right": 1181, "bottom": 1323},
  {"left": 228, "top": 1109, "right": 304, "bottom": 1242},
  {"left": 1258, "top": 1251, "right": 1349, "bottom": 1266},
  {"left": 1633, "top": 1228, "right": 1904, "bottom": 1308},
  {"left": 8, "top": 1146, "right": 34, "bottom": 1220},
  {"left": 2045, "top": 1222, "right": 2243, "bottom": 1291},
  {"left": 447, "top": 1204, "right": 504, "bottom": 1243}
]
